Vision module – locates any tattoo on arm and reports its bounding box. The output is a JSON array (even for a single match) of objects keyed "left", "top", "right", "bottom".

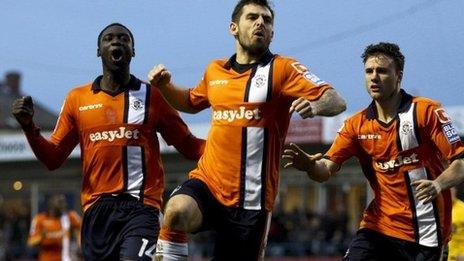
[{"left": 312, "top": 89, "right": 346, "bottom": 116}]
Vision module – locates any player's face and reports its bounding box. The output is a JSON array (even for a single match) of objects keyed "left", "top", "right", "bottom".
[
  {"left": 98, "top": 25, "right": 134, "bottom": 70},
  {"left": 49, "top": 195, "right": 66, "bottom": 215},
  {"left": 232, "top": 4, "right": 274, "bottom": 55},
  {"left": 364, "top": 54, "right": 402, "bottom": 102}
]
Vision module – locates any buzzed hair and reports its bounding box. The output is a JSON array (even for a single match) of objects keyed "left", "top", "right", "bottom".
[
  {"left": 97, "top": 23, "right": 134, "bottom": 48},
  {"left": 361, "top": 42, "right": 405, "bottom": 72},
  {"left": 231, "top": 0, "right": 274, "bottom": 23}
]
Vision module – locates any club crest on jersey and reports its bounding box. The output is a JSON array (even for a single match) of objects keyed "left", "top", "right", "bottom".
[
  {"left": 254, "top": 74, "right": 267, "bottom": 88},
  {"left": 401, "top": 121, "right": 413, "bottom": 135},
  {"left": 131, "top": 98, "right": 144, "bottom": 111}
]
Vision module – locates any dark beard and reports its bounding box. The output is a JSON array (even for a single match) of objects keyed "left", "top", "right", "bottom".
[{"left": 237, "top": 34, "right": 269, "bottom": 58}]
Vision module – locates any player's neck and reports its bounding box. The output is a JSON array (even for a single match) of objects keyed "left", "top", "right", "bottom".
[
  {"left": 235, "top": 45, "right": 267, "bottom": 64},
  {"left": 374, "top": 90, "right": 402, "bottom": 124},
  {"left": 101, "top": 68, "right": 131, "bottom": 93}
]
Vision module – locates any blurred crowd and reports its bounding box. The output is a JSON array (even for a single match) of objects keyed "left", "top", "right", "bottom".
[
  {"left": 0, "top": 201, "right": 352, "bottom": 260},
  {"left": 189, "top": 209, "right": 353, "bottom": 258},
  {"left": 0, "top": 202, "right": 32, "bottom": 260}
]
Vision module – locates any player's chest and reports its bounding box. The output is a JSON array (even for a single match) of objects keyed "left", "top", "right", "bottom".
[
  {"left": 75, "top": 92, "right": 152, "bottom": 128},
  {"left": 207, "top": 69, "right": 274, "bottom": 105},
  {"left": 42, "top": 219, "right": 63, "bottom": 233},
  {"left": 356, "top": 120, "right": 402, "bottom": 157}
]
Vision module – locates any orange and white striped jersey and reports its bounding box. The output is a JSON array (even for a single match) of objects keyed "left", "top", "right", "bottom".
[
  {"left": 326, "top": 90, "right": 464, "bottom": 247},
  {"left": 188, "top": 52, "right": 332, "bottom": 211},
  {"left": 28, "top": 211, "right": 81, "bottom": 261},
  {"left": 25, "top": 76, "right": 204, "bottom": 212}
]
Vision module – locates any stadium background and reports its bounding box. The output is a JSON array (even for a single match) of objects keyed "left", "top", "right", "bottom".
[{"left": 0, "top": 72, "right": 463, "bottom": 260}]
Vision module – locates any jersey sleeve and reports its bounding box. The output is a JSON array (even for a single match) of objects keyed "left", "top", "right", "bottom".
[
  {"left": 325, "top": 119, "right": 359, "bottom": 165},
  {"left": 156, "top": 89, "right": 205, "bottom": 160},
  {"left": 27, "top": 215, "right": 43, "bottom": 246},
  {"left": 25, "top": 94, "right": 79, "bottom": 170},
  {"left": 280, "top": 58, "right": 332, "bottom": 101},
  {"left": 188, "top": 68, "right": 211, "bottom": 111},
  {"left": 423, "top": 104, "right": 464, "bottom": 161},
  {"left": 68, "top": 211, "right": 82, "bottom": 230}
]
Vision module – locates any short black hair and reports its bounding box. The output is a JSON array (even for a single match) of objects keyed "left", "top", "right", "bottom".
[
  {"left": 361, "top": 42, "right": 405, "bottom": 72},
  {"left": 97, "top": 23, "right": 134, "bottom": 48},
  {"left": 231, "top": 0, "right": 274, "bottom": 23}
]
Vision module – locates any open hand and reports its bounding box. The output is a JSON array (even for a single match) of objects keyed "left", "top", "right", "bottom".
[
  {"left": 411, "top": 179, "right": 442, "bottom": 203},
  {"left": 282, "top": 143, "right": 323, "bottom": 171}
]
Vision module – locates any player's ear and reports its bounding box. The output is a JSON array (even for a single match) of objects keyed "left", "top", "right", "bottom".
[
  {"left": 132, "top": 48, "right": 135, "bottom": 57},
  {"left": 397, "top": 70, "right": 403, "bottom": 84},
  {"left": 97, "top": 48, "right": 101, "bottom": 57},
  {"left": 229, "top": 22, "right": 238, "bottom": 37}
]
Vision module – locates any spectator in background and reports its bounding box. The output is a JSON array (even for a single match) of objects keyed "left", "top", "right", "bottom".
[
  {"left": 1, "top": 202, "right": 30, "bottom": 260},
  {"left": 28, "top": 194, "right": 81, "bottom": 261}
]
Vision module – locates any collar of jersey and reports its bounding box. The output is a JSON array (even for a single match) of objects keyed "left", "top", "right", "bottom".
[
  {"left": 224, "top": 50, "right": 274, "bottom": 72},
  {"left": 366, "top": 89, "right": 413, "bottom": 120},
  {"left": 91, "top": 74, "right": 141, "bottom": 93}
]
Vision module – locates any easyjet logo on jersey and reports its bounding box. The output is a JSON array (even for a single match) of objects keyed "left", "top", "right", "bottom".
[
  {"left": 45, "top": 230, "right": 64, "bottom": 239},
  {"left": 375, "top": 153, "right": 419, "bottom": 171},
  {"left": 209, "top": 79, "right": 229, "bottom": 86},
  {"left": 89, "top": 127, "right": 140, "bottom": 142},
  {"left": 213, "top": 106, "right": 261, "bottom": 122},
  {"left": 79, "top": 103, "right": 103, "bottom": 111}
]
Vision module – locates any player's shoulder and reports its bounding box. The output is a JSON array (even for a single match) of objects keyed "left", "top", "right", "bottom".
[
  {"left": 67, "top": 210, "right": 81, "bottom": 216},
  {"left": 144, "top": 82, "right": 164, "bottom": 100},
  {"left": 273, "top": 54, "right": 296, "bottom": 62},
  {"left": 346, "top": 108, "right": 368, "bottom": 124},
  {"left": 411, "top": 96, "right": 444, "bottom": 118},
  {"left": 34, "top": 212, "right": 48, "bottom": 220},
  {"left": 413, "top": 96, "right": 442, "bottom": 108},
  {"left": 207, "top": 57, "right": 230, "bottom": 69},
  {"left": 67, "top": 82, "right": 94, "bottom": 97},
  {"left": 272, "top": 54, "right": 298, "bottom": 66}
]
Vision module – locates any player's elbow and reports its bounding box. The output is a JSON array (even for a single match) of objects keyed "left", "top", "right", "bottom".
[{"left": 332, "top": 97, "right": 347, "bottom": 115}]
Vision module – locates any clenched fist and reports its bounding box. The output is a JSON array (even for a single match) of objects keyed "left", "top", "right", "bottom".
[
  {"left": 148, "top": 64, "right": 171, "bottom": 89},
  {"left": 11, "top": 96, "right": 34, "bottom": 130}
]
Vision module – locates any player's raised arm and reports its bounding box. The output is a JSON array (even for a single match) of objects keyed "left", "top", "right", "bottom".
[
  {"left": 148, "top": 64, "right": 200, "bottom": 114},
  {"left": 11, "top": 95, "right": 78, "bottom": 170}
]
